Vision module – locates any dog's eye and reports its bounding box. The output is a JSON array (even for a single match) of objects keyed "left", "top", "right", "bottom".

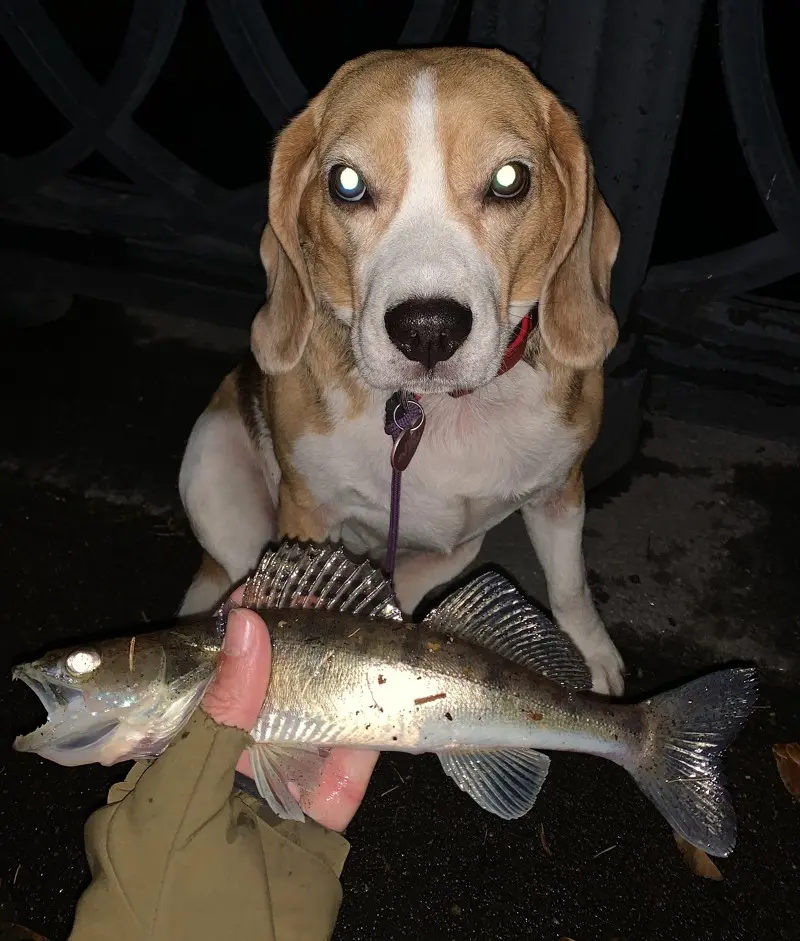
[
  {"left": 488, "top": 162, "right": 530, "bottom": 200},
  {"left": 329, "top": 165, "right": 368, "bottom": 203}
]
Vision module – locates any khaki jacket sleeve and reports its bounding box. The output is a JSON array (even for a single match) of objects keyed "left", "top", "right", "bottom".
[{"left": 68, "top": 711, "right": 350, "bottom": 941}]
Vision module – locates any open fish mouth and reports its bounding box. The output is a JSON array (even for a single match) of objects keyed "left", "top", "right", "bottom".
[
  {"left": 13, "top": 666, "right": 59, "bottom": 722},
  {"left": 13, "top": 665, "right": 84, "bottom": 719},
  {"left": 11, "top": 666, "right": 113, "bottom": 759}
]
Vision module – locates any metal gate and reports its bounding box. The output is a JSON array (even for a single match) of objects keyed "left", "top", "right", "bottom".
[{"left": 1, "top": 0, "right": 798, "bottom": 483}]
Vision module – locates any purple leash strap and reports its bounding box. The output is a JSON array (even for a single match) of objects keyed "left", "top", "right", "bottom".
[
  {"left": 383, "top": 392, "right": 426, "bottom": 585},
  {"left": 385, "top": 467, "right": 403, "bottom": 582}
]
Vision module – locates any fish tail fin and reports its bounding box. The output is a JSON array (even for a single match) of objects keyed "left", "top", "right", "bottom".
[{"left": 625, "top": 667, "right": 758, "bottom": 857}]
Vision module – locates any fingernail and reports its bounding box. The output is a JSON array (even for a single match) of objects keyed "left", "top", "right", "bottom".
[{"left": 223, "top": 608, "right": 255, "bottom": 657}]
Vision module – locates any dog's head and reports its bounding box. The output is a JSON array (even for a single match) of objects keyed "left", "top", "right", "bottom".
[{"left": 252, "top": 48, "right": 620, "bottom": 395}]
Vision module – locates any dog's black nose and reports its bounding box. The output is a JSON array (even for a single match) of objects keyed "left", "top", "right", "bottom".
[{"left": 384, "top": 298, "right": 472, "bottom": 369}]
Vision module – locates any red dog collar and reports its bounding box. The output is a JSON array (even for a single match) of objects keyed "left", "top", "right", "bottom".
[{"left": 449, "top": 308, "right": 535, "bottom": 398}]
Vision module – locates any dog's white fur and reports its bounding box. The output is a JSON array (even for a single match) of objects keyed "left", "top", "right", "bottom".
[{"left": 178, "top": 49, "right": 626, "bottom": 694}]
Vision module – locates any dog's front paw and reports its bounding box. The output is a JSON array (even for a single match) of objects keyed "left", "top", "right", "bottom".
[
  {"left": 581, "top": 634, "right": 625, "bottom": 696},
  {"left": 555, "top": 613, "right": 626, "bottom": 696}
]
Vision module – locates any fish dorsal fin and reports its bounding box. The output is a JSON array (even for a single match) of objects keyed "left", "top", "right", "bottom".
[
  {"left": 424, "top": 572, "right": 591, "bottom": 690},
  {"left": 241, "top": 541, "right": 403, "bottom": 621}
]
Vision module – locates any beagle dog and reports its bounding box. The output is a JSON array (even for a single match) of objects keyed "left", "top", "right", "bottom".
[{"left": 177, "top": 47, "right": 625, "bottom": 695}]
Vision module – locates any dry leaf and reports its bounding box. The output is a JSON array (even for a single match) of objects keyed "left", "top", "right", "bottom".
[
  {"left": 673, "top": 831, "right": 723, "bottom": 881},
  {"left": 773, "top": 743, "right": 800, "bottom": 799},
  {"left": 539, "top": 822, "right": 552, "bottom": 856},
  {"left": 0, "top": 926, "right": 50, "bottom": 940}
]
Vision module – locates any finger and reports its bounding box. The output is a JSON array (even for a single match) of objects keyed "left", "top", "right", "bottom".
[
  {"left": 303, "top": 748, "right": 380, "bottom": 832},
  {"left": 229, "top": 585, "right": 246, "bottom": 606},
  {"left": 228, "top": 584, "right": 319, "bottom": 609},
  {"left": 202, "top": 608, "right": 271, "bottom": 731}
]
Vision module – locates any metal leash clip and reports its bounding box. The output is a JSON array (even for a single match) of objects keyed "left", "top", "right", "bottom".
[{"left": 385, "top": 391, "right": 426, "bottom": 472}]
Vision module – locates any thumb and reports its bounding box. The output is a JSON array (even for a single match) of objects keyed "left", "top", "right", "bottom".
[{"left": 202, "top": 608, "right": 271, "bottom": 731}]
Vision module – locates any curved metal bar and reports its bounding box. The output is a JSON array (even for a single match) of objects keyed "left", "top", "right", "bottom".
[
  {"left": 0, "top": 0, "right": 185, "bottom": 188},
  {"left": 4, "top": 173, "right": 256, "bottom": 245},
  {"left": 207, "top": 0, "right": 307, "bottom": 128},
  {"left": 718, "top": 0, "right": 800, "bottom": 238},
  {"left": 642, "top": 231, "right": 800, "bottom": 302},
  {"left": 400, "top": 0, "right": 461, "bottom": 45},
  {"left": 0, "top": 0, "right": 227, "bottom": 210}
]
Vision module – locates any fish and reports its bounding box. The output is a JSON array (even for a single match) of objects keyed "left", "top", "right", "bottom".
[{"left": 12, "top": 542, "right": 757, "bottom": 857}]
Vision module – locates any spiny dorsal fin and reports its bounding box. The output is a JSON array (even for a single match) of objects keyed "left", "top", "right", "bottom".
[
  {"left": 424, "top": 571, "right": 591, "bottom": 690},
  {"left": 241, "top": 541, "right": 403, "bottom": 621}
]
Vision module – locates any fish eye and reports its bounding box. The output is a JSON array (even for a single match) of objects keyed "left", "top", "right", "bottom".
[
  {"left": 329, "top": 164, "right": 369, "bottom": 204},
  {"left": 65, "top": 649, "right": 102, "bottom": 677},
  {"left": 488, "top": 161, "right": 530, "bottom": 201}
]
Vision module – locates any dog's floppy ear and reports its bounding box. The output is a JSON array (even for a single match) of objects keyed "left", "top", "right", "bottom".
[
  {"left": 251, "top": 104, "right": 318, "bottom": 374},
  {"left": 538, "top": 101, "right": 620, "bottom": 369}
]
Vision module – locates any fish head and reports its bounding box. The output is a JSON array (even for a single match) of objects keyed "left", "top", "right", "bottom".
[{"left": 13, "top": 629, "right": 217, "bottom": 767}]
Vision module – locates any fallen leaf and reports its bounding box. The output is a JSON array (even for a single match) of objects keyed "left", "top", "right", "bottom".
[
  {"left": 673, "top": 831, "right": 723, "bottom": 880},
  {"left": 539, "top": 822, "right": 552, "bottom": 856},
  {"left": 773, "top": 743, "right": 800, "bottom": 799},
  {"left": 0, "top": 926, "right": 50, "bottom": 940}
]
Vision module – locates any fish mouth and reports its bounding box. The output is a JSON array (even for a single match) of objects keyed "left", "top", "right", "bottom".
[
  {"left": 12, "top": 666, "right": 119, "bottom": 764},
  {"left": 12, "top": 666, "right": 84, "bottom": 719}
]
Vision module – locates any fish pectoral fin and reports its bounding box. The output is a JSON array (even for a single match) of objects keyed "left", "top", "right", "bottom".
[
  {"left": 438, "top": 747, "right": 550, "bottom": 820},
  {"left": 424, "top": 572, "right": 592, "bottom": 690},
  {"left": 248, "top": 742, "right": 331, "bottom": 822}
]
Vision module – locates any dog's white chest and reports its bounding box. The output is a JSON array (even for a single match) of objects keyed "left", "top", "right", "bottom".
[{"left": 289, "top": 365, "right": 581, "bottom": 557}]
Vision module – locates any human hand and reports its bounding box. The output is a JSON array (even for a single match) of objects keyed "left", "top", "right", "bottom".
[{"left": 202, "top": 586, "right": 378, "bottom": 831}]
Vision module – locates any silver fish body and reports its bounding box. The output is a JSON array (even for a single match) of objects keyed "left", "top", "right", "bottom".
[
  {"left": 257, "top": 609, "right": 637, "bottom": 759},
  {"left": 13, "top": 542, "right": 758, "bottom": 858}
]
